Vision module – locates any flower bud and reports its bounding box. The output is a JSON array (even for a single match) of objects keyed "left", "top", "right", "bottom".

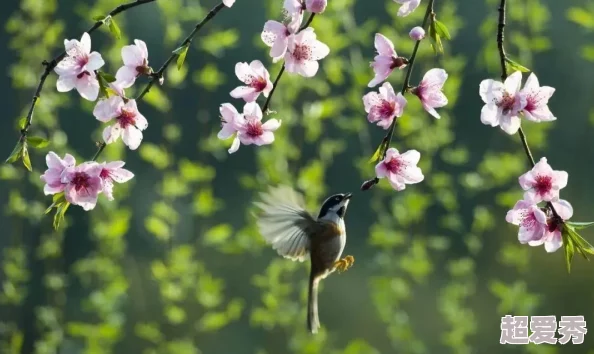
[
  {"left": 306, "top": 0, "right": 327, "bottom": 14},
  {"left": 360, "top": 178, "right": 379, "bottom": 191},
  {"left": 409, "top": 26, "right": 425, "bottom": 41}
]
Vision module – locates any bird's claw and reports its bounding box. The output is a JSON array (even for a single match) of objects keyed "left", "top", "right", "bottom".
[{"left": 333, "top": 255, "right": 355, "bottom": 273}]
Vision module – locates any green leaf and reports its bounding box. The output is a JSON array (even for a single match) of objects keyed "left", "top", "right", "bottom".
[
  {"left": 566, "top": 221, "right": 594, "bottom": 230},
  {"left": 53, "top": 202, "right": 70, "bottom": 230},
  {"left": 433, "top": 20, "right": 451, "bottom": 40},
  {"left": 18, "top": 117, "right": 27, "bottom": 130},
  {"left": 5, "top": 141, "right": 23, "bottom": 164},
  {"left": 22, "top": 145, "right": 32, "bottom": 172},
  {"left": 92, "top": 15, "right": 105, "bottom": 22},
  {"left": 369, "top": 139, "right": 388, "bottom": 163},
  {"left": 108, "top": 18, "right": 122, "bottom": 40},
  {"left": 175, "top": 45, "right": 189, "bottom": 71},
  {"left": 505, "top": 58, "right": 531, "bottom": 73},
  {"left": 566, "top": 225, "right": 594, "bottom": 256},
  {"left": 97, "top": 74, "right": 110, "bottom": 99},
  {"left": 562, "top": 228, "right": 575, "bottom": 273},
  {"left": 27, "top": 136, "right": 50, "bottom": 149},
  {"left": 99, "top": 71, "right": 117, "bottom": 83}
]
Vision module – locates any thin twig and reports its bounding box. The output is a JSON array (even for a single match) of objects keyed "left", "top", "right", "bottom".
[
  {"left": 18, "top": 0, "right": 157, "bottom": 138},
  {"left": 260, "top": 13, "right": 316, "bottom": 114},
  {"left": 91, "top": 1, "right": 227, "bottom": 162},
  {"left": 496, "top": 0, "right": 559, "bottom": 219},
  {"left": 360, "top": 0, "right": 435, "bottom": 190}
]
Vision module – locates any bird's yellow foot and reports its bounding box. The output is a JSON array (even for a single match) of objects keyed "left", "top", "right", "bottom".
[{"left": 333, "top": 255, "right": 355, "bottom": 273}]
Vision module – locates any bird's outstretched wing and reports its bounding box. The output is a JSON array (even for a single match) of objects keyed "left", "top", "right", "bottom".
[{"left": 254, "top": 185, "right": 316, "bottom": 262}]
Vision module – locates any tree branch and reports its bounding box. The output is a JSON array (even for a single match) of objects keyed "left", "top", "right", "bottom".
[
  {"left": 19, "top": 0, "right": 157, "bottom": 139},
  {"left": 360, "top": 0, "right": 434, "bottom": 190},
  {"left": 91, "top": 1, "right": 227, "bottom": 162},
  {"left": 496, "top": 0, "right": 559, "bottom": 219}
]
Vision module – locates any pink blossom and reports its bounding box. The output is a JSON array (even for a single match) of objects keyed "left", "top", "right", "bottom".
[
  {"left": 519, "top": 73, "right": 556, "bottom": 122},
  {"left": 479, "top": 71, "right": 527, "bottom": 135},
  {"left": 541, "top": 200, "right": 573, "bottom": 253},
  {"left": 115, "top": 39, "right": 150, "bottom": 89},
  {"left": 223, "top": 0, "right": 235, "bottom": 7},
  {"left": 363, "top": 82, "right": 407, "bottom": 129},
  {"left": 394, "top": 0, "right": 421, "bottom": 17},
  {"left": 409, "top": 26, "right": 425, "bottom": 41},
  {"left": 230, "top": 60, "right": 273, "bottom": 102},
  {"left": 506, "top": 199, "right": 547, "bottom": 245},
  {"left": 306, "top": 0, "right": 327, "bottom": 13},
  {"left": 261, "top": 14, "right": 302, "bottom": 62},
  {"left": 54, "top": 32, "right": 105, "bottom": 101},
  {"left": 40, "top": 152, "right": 76, "bottom": 195},
  {"left": 93, "top": 96, "right": 148, "bottom": 150},
  {"left": 228, "top": 102, "right": 281, "bottom": 154},
  {"left": 518, "top": 157, "right": 568, "bottom": 203},
  {"left": 285, "top": 28, "right": 330, "bottom": 77},
  {"left": 61, "top": 162, "right": 103, "bottom": 211},
  {"left": 217, "top": 103, "right": 243, "bottom": 153},
  {"left": 98, "top": 161, "right": 134, "bottom": 201},
  {"left": 412, "top": 68, "right": 448, "bottom": 119},
  {"left": 368, "top": 33, "right": 408, "bottom": 88},
  {"left": 375, "top": 148, "right": 424, "bottom": 191}
]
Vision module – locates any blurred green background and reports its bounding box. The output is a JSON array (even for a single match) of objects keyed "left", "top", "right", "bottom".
[{"left": 2, "top": 0, "right": 594, "bottom": 353}]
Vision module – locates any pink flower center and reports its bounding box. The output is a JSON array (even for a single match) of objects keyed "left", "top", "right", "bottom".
[
  {"left": 117, "top": 109, "right": 136, "bottom": 128},
  {"left": 378, "top": 99, "right": 396, "bottom": 118},
  {"left": 384, "top": 157, "right": 402, "bottom": 173},
  {"left": 524, "top": 91, "right": 542, "bottom": 113},
  {"left": 519, "top": 210, "right": 539, "bottom": 229},
  {"left": 245, "top": 119, "right": 263, "bottom": 137},
  {"left": 100, "top": 168, "right": 112, "bottom": 181},
  {"left": 77, "top": 71, "right": 91, "bottom": 79},
  {"left": 71, "top": 172, "right": 91, "bottom": 192},
  {"left": 246, "top": 75, "right": 267, "bottom": 92},
  {"left": 498, "top": 92, "right": 516, "bottom": 115},
  {"left": 292, "top": 44, "right": 311, "bottom": 62},
  {"left": 534, "top": 175, "right": 552, "bottom": 196}
]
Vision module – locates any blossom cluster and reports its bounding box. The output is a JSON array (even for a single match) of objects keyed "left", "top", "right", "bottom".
[
  {"left": 40, "top": 152, "right": 134, "bottom": 210},
  {"left": 45, "top": 32, "right": 155, "bottom": 211},
  {"left": 364, "top": 26, "right": 448, "bottom": 192},
  {"left": 480, "top": 71, "right": 556, "bottom": 135},
  {"left": 216, "top": 0, "right": 330, "bottom": 153},
  {"left": 54, "top": 32, "right": 150, "bottom": 150},
  {"left": 479, "top": 71, "right": 569, "bottom": 252}
]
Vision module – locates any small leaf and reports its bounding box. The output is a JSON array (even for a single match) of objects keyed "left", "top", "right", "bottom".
[
  {"left": 566, "top": 225, "right": 594, "bottom": 256},
  {"left": 5, "top": 141, "right": 24, "bottom": 164},
  {"left": 505, "top": 58, "right": 531, "bottom": 73},
  {"left": 92, "top": 15, "right": 105, "bottom": 22},
  {"left": 562, "top": 228, "right": 575, "bottom": 273},
  {"left": 18, "top": 117, "right": 27, "bottom": 130},
  {"left": 108, "top": 18, "right": 122, "bottom": 40},
  {"left": 22, "top": 145, "right": 32, "bottom": 172},
  {"left": 97, "top": 75, "right": 110, "bottom": 99},
  {"left": 175, "top": 45, "right": 189, "bottom": 71},
  {"left": 99, "top": 72, "right": 117, "bottom": 83},
  {"left": 369, "top": 139, "right": 388, "bottom": 163},
  {"left": 566, "top": 221, "right": 594, "bottom": 230},
  {"left": 433, "top": 20, "right": 451, "bottom": 40},
  {"left": 53, "top": 202, "right": 70, "bottom": 230},
  {"left": 27, "top": 136, "right": 50, "bottom": 149}
]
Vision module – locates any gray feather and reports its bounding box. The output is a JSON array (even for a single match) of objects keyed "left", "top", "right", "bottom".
[{"left": 254, "top": 185, "right": 315, "bottom": 262}]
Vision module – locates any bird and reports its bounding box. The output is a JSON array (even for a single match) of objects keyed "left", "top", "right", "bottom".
[{"left": 253, "top": 185, "right": 354, "bottom": 334}]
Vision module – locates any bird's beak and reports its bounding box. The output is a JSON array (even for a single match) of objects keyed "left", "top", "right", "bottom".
[{"left": 343, "top": 193, "right": 352, "bottom": 200}]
